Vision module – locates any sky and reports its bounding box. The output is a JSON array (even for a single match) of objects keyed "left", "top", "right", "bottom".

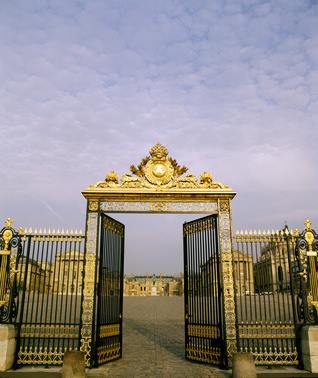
[{"left": 1, "top": 0, "right": 317, "bottom": 274}]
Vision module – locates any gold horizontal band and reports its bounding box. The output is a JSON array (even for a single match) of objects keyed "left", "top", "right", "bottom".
[
  {"left": 188, "top": 324, "right": 220, "bottom": 339},
  {"left": 99, "top": 324, "right": 120, "bottom": 338},
  {"left": 97, "top": 343, "right": 121, "bottom": 364},
  {"left": 184, "top": 218, "right": 215, "bottom": 235},
  {"left": 186, "top": 345, "right": 221, "bottom": 364},
  {"left": 20, "top": 324, "right": 80, "bottom": 339},
  {"left": 17, "top": 346, "right": 65, "bottom": 365},
  {"left": 240, "top": 347, "right": 298, "bottom": 365},
  {"left": 103, "top": 218, "right": 124, "bottom": 236}
]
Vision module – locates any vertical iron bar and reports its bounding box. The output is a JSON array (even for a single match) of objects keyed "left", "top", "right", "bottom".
[{"left": 183, "top": 223, "right": 189, "bottom": 359}]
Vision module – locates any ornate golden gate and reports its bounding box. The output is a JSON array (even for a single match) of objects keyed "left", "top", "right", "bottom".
[
  {"left": 2, "top": 144, "right": 317, "bottom": 369},
  {"left": 81, "top": 143, "right": 237, "bottom": 367},
  {"left": 183, "top": 215, "right": 226, "bottom": 367},
  {"left": 93, "top": 214, "right": 124, "bottom": 366}
]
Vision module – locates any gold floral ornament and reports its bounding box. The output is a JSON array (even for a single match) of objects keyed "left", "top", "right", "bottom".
[
  {"left": 94, "top": 171, "right": 119, "bottom": 188},
  {"left": 91, "top": 143, "right": 231, "bottom": 190}
]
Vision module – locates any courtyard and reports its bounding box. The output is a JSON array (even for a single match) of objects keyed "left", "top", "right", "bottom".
[
  {"left": 0, "top": 297, "right": 316, "bottom": 377},
  {"left": 89, "top": 296, "right": 228, "bottom": 378}
]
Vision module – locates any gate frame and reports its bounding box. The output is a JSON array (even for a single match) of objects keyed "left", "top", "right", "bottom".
[{"left": 80, "top": 143, "right": 237, "bottom": 367}]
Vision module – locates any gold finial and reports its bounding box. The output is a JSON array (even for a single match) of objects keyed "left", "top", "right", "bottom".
[
  {"left": 4, "top": 218, "right": 13, "bottom": 228},
  {"left": 200, "top": 172, "right": 213, "bottom": 185},
  {"left": 304, "top": 222, "right": 314, "bottom": 251},
  {"left": 105, "top": 171, "right": 119, "bottom": 183},
  {"left": 149, "top": 143, "right": 168, "bottom": 160},
  {"left": 305, "top": 219, "right": 312, "bottom": 231}
]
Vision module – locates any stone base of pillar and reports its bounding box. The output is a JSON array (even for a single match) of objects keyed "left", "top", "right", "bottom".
[
  {"left": 232, "top": 352, "right": 256, "bottom": 378},
  {"left": 0, "top": 324, "right": 17, "bottom": 372},
  {"left": 301, "top": 325, "right": 318, "bottom": 373},
  {"left": 62, "top": 351, "right": 86, "bottom": 378}
]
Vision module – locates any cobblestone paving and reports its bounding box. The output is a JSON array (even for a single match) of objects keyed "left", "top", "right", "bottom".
[{"left": 89, "top": 296, "right": 229, "bottom": 378}]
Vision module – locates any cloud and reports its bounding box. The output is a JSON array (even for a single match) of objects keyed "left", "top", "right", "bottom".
[{"left": 0, "top": 0, "right": 317, "bottom": 272}]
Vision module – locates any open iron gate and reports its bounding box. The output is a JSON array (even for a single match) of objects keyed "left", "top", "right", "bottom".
[
  {"left": 93, "top": 214, "right": 125, "bottom": 366},
  {"left": 183, "top": 214, "right": 226, "bottom": 367}
]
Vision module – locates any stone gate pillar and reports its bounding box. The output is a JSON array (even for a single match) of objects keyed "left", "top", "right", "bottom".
[
  {"left": 80, "top": 199, "right": 100, "bottom": 366},
  {"left": 218, "top": 199, "right": 237, "bottom": 367}
]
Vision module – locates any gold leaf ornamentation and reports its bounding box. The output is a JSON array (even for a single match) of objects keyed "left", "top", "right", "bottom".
[
  {"left": 219, "top": 200, "right": 230, "bottom": 213},
  {"left": 90, "top": 143, "right": 231, "bottom": 191},
  {"left": 88, "top": 200, "right": 99, "bottom": 212},
  {"left": 80, "top": 213, "right": 98, "bottom": 365}
]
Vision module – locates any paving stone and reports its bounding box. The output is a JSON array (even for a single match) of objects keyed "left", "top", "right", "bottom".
[
  {"left": 2, "top": 297, "right": 317, "bottom": 377},
  {"left": 88, "top": 296, "right": 229, "bottom": 378}
]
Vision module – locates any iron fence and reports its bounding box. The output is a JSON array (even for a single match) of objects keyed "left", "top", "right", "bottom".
[
  {"left": 13, "top": 228, "right": 85, "bottom": 366},
  {"left": 232, "top": 219, "right": 318, "bottom": 367},
  {"left": 2, "top": 215, "right": 318, "bottom": 369},
  {"left": 233, "top": 228, "right": 300, "bottom": 366}
]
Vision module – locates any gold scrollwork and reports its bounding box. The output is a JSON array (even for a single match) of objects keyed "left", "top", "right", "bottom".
[
  {"left": 101, "top": 201, "right": 218, "bottom": 214},
  {"left": 80, "top": 212, "right": 98, "bottom": 365},
  {"left": 103, "top": 217, "right": 124, "bottom": 236},
  {"left": 186, "top": 345, "right": 221, "bottom": 364},
  {"left": 299, "top": 248, "right": 308, "bottom": 281},
  {"left": 150, "top": 202, "right": 169, "bottom": 212},
  {"left": 88, "top": 143, "right": 231, "bottom": 191},
  {"left": 219, "top": 200, "right": 230, "bottom": 213},
  {"left": 0, "top": 218, "right": 16, "bottom": 308},
  {"left": 17, "top": 346, "right": 64, "bottom": 365},
  {"left": 88, "top": 200, "right": 99, "bottom": 212},
  {"left": 219, "top": 212, "right": 236, "bottom": 366},
  {"left": 240, "top": 346, "right": 298, "bottom": 365},
  {"left": 2, "top": 229, "right": 13, "bottom": 253}
]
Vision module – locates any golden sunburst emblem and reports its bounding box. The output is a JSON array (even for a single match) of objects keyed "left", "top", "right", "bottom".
[
  {"left": 144, "top": 143, "right": 174, "bottom": 185},
  {"left": 145, "top": 160, "right": 174, "bottom": 185}
]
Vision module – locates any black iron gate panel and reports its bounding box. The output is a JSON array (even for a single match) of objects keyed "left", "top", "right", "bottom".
[
  {"left": 15, "top": 230, "right": 86, "bottom": 366},
  {"left": 94, "top": 214, "right": 124, "bottom": 366},
  {"left": 183, "top": 215, "right": 225, "bottom": 367},
  {"left": 233, "top": 229, "right": 299, "bottom": 366}
]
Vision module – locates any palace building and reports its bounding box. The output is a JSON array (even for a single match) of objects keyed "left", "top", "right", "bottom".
[{"left": 124, "top": 274, "right": 184, "bottom": 296}]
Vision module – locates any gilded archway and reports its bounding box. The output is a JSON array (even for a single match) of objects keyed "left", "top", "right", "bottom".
[{"left": 81, "top": 143, "right": 237, "bottom": 367}]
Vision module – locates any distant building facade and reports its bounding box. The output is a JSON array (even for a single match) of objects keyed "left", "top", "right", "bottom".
[
  {"left": 232, "top": 251, "right": 254, "bottom": 294},
  {"left": 19, "top": 257, "right": 48, "bottom": 292},
  {"left": 53, "top": 250, "right": 84, "bottom": 294},
  {"left": 253, "top": 243, "right": 291, "bottom": 293},
  {"left": 200, "top": 252, "right": 254, "bottom": 295},
  {"left": 124, "top": 274, "right": 184, "bottom": 296}
]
